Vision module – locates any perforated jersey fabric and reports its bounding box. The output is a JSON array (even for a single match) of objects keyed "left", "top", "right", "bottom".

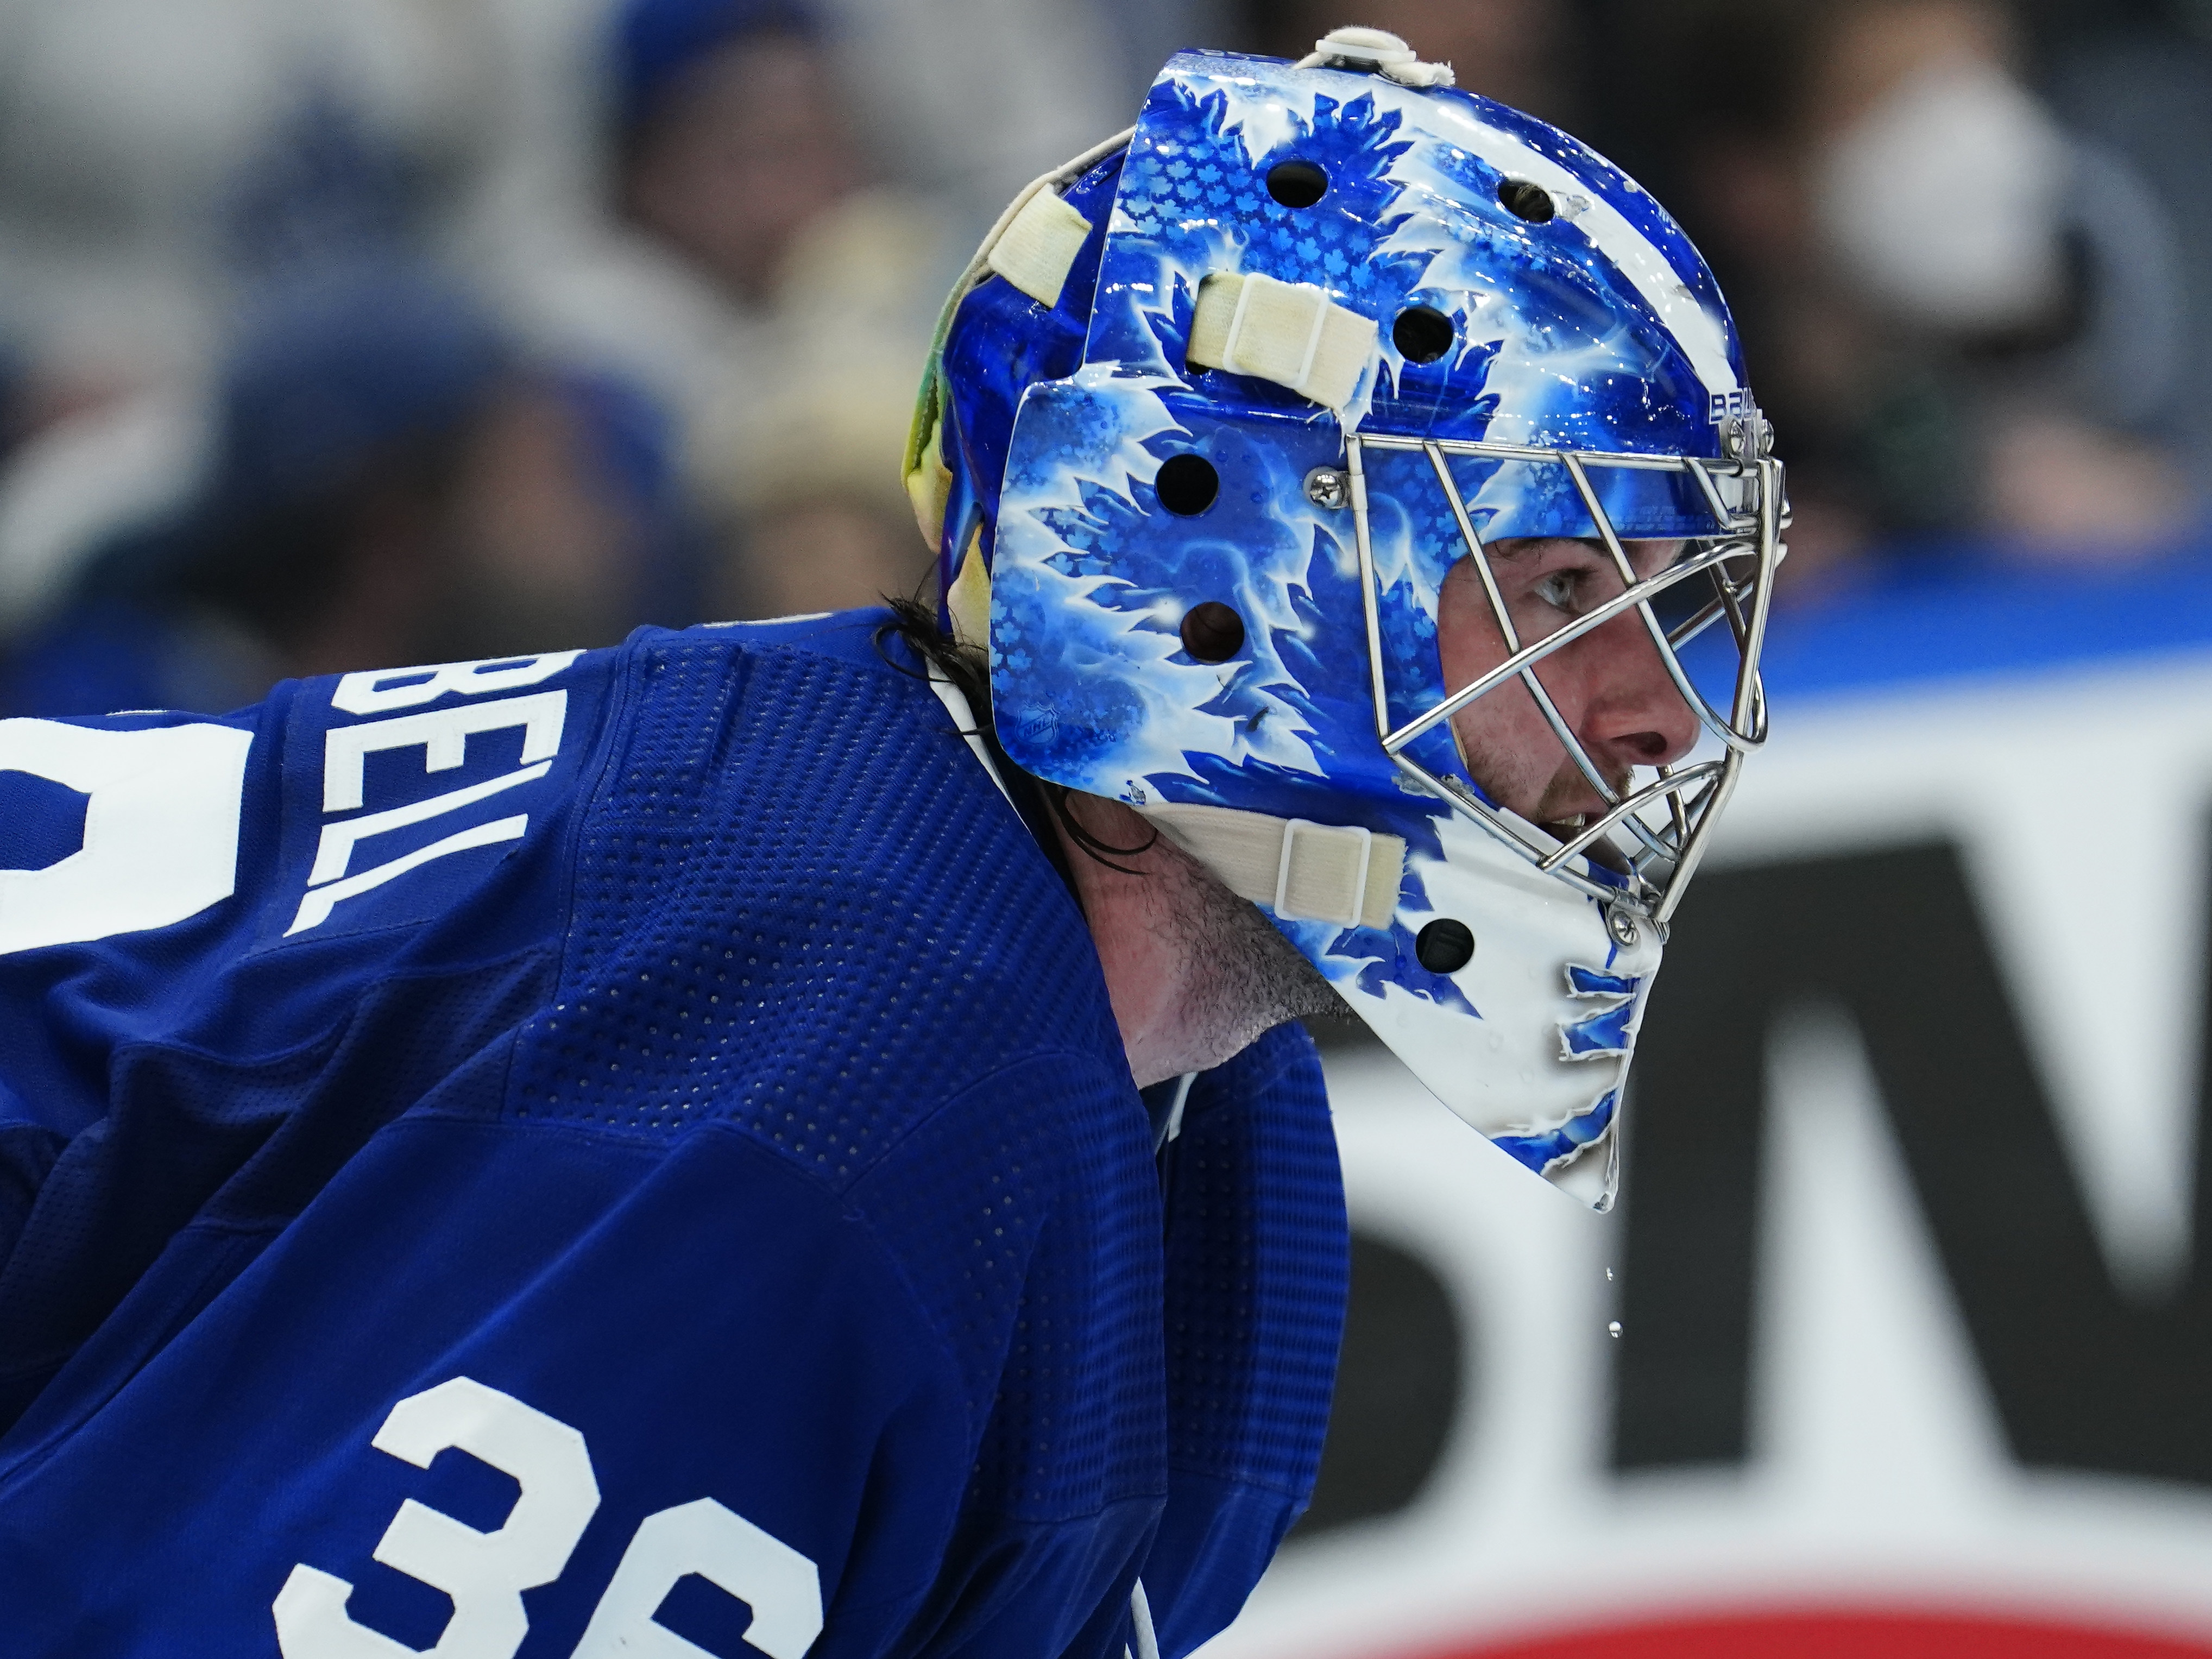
[{"left": 0, "top": 608, "right": 1347, "bottom": 1659}]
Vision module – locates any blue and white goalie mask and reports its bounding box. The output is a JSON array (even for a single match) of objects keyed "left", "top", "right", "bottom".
[{"left": 904, "top": 31, "right": 1785, "bottom": 1208}]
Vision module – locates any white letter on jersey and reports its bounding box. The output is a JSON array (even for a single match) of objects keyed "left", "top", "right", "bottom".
[
  {"left": 0, "top": 719, "right": 251, "bottom": 956},
  {"left": 273, "top": 1377, "right": 601, "bottom": 1659},
  {"left": 333, "top": 653, "right": 584, "bottom": 716},
  {"left": 323, "top": 693, "right": 568, "bottom": 813},
  {"left": 287, "top": 760, "right": 553, "bottom": 936},
  {"left": 306, "top": 765, "right": 552, "bottom": 888},
  {"left": 570, "top": 1498, "right": 823, "bottom": 1659}
]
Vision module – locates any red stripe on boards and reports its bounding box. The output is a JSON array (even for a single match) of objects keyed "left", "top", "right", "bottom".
[{"left": 1404, "top": 1611, "right": 2212, "bottom": 1659}]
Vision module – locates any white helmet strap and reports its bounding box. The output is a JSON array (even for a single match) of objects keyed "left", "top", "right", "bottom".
[
  {"left": 1140, "top": 802, "right": 1404, "bottom": 932},
  {"left": 1297, "top": 26, "right": 1455, "bottom": 89}
]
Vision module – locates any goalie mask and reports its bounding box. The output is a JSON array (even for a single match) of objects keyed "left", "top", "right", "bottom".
[{"left": 905, "top": 31, "right": 1784, "bottom": 1208}]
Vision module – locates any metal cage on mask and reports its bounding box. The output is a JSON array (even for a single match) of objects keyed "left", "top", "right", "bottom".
[{"left": 1340, "top": 420, "right": 1785, "bottom": 933}]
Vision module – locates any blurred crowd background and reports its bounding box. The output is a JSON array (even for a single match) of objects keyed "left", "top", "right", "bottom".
[{"left": 0, "top": 0, "right": 2201, "bottom": 716}]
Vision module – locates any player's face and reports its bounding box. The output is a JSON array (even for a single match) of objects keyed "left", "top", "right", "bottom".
[{"left": 1436, "top": 537, "right": 1699, "bottom": 826}]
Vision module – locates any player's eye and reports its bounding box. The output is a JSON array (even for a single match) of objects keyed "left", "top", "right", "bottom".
[{"left": 1535, "top": 569, "right": 1583, "bottom": 613}]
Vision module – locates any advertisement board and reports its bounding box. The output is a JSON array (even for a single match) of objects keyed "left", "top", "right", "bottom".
[{"left": 1210, "top": 549, "right": 2212, "bottom": 1659}]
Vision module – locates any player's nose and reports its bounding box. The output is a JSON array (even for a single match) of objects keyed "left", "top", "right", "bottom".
[{"left": 1582, "top": 614, "right": 1700, "bottom": 773}]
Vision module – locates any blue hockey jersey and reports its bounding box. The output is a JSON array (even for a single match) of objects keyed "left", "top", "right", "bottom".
[{"left": 0, "top": 610, "right": 1348, "bottom": 1659}]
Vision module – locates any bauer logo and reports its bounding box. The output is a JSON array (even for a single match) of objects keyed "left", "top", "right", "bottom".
[{"left": 1707, "top": 388, "right": 1753, "bottom": 424}]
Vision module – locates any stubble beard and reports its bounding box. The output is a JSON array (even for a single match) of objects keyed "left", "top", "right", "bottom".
[{"left": 1143, "top": 826, "right": 1352, "bottom": 1053}]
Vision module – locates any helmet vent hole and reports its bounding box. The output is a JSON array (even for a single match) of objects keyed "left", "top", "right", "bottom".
[
  {"left": 1266, "top": 160, "right": 1329, "bottom": 208},
  {"left": 1155, "top": 453, "right": 1220, "bottom": 516},
  {"left": 1415, "top": 918, "right": 1476, "bottom": 973},
  {"left": 1392, "top": 306, "right": 1456, "bottom": 364},
  {"left": 1180, "top": 601, "right": 1246, "bottom": 663},
  {"left": 1497, "top": 178, "right": 1555, "bottom": 222}
]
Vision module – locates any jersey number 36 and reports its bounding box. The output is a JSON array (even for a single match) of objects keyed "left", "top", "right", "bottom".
[{"left": 272, "top": 1377, "right": 822, "bottom": 1659}]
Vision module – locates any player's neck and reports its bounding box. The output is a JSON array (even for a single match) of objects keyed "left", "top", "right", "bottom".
[{"left": 1054, "top": 794, "right": 1339, "bottom": 1089}]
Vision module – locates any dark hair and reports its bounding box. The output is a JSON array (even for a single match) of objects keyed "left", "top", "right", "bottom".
[{"left": 879, "top": 595, "right": 1158, "bottom": 876}]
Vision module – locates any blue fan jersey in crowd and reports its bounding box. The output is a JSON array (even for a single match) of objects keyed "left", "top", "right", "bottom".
[{"left": 0, "top": 610, "right": 1348, "bottom": 1658}]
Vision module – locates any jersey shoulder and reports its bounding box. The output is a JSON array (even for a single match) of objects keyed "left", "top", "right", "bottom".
[
  {"left": 0, "top": 607, "right": 1117, "bottom": 1208},
  {"left": 510, "top": 608, "right": 1125, "bottom": 1181}
]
